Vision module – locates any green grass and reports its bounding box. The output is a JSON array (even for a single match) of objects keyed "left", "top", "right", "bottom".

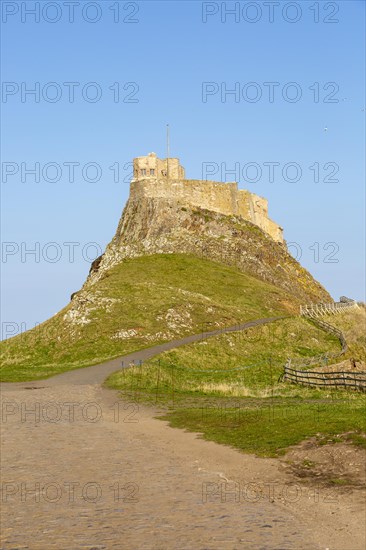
[
  {"left": 159, "top": 398, "right": 366, "bottom": 457},
  {"left": 330, "top": 478, "right": 350, "bottom": 485},
  {"left": 107, "top": 317, "right": 341, "bottom": 399},
  {"left": 323, "top": 307, "right": 366, "bottom": 363},
  {"left": 1, "top": 254, "right": 296, "bottom": 382},
  {"left": 106, "top": 309, "right": 366, "bottom": 457}
]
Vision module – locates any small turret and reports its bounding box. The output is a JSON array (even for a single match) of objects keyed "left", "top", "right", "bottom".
[{"left": 132, "top": 153, "right": 185, "bottom": 181}]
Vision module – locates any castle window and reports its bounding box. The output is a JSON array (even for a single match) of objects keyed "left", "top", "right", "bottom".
[
  {"left": 161, "top": 170, "right": 167, "bottom": 176},
  {"left": 141, "top": 169, "right": 146, "bottom": 176},
  {"left": 150, "top": 169, "right": 155, "bottom": 176}
]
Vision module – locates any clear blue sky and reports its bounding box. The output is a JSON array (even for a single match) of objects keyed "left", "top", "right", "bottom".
[{"left": 1, "top": 0, "right": 365, "bottom": 337}]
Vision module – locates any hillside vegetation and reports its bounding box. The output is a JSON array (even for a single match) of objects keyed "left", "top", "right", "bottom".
[
  {"left": 1, "top": 254, "right": 297, "bottom": 382},
  {"left": 107, "top": 309, "right": 365, "bottom": 458},
  {"left": 322, "top": 307, "right": 366, "bottom": 363},
  {"left": 1, "top": 191, "right": 333, "bottom": 383},
  {"left": 107, "top": 316, "right": 342, "bottom": 400}
]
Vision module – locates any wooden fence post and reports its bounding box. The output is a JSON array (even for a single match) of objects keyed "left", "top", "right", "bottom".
[
  {"left": 171, "top": 365, "right": 175, "bottom": 409},
  {"left": 155, "top": 360, "right": 161, "bottom": 404}
]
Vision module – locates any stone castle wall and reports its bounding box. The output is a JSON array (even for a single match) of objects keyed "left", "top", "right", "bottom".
[{"left": 131, "top": 154, "right": 283, "bottom": 243}]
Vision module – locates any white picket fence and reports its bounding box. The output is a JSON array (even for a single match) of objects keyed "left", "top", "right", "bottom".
[{"left": 300, "top": 297, "right": 358, "bottom": 317}]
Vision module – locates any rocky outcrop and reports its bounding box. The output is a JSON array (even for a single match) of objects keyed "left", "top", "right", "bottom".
[{"left": 81, "top": 196, "right": 331, "bottom": 305}]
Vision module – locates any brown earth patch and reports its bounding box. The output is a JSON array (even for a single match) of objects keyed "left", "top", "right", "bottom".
[{"left": 280, "top": 433, "right": 366, "bottom": 488}]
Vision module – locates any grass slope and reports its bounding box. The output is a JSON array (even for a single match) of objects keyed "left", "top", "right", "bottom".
[
  {"left": 1, "top": 254, "right": 296, "bottom": 382},
  {"left": 107, "top": 310, "right": 365, "bottom": 458},
  {"left": 322, "top": 307, "right": 366, "bottom": 363},
  {"left": 107, "top": 317, "right": 341, "bottom": 399}
]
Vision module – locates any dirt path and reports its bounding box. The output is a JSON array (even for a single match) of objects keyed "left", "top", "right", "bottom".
[{"left": 1, "top": 318, "right": 365, "bottom": 549}]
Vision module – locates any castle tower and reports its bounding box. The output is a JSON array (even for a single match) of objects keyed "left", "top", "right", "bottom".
[{"left": 132, "top": 152, "right": 185, "bottom": 181}]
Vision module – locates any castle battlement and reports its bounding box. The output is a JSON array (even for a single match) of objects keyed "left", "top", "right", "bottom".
[{"left": 131, "top": 154, "right": 283, "bottom": 243}]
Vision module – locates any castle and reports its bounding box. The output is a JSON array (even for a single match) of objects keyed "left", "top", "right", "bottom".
[{"left": 131, "top": 153, "right": 284, "bottom": 243}]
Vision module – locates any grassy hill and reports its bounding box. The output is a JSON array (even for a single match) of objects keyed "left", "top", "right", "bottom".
[{"left": 1, "top": 254, "right": 299, "bottom": 382}]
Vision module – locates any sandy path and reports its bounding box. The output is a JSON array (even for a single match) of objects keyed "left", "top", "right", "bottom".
[
  {"left": 1, "top": 384, "right": 315, "bottom": 550},
  {"left": 1, "top": 318, "right": 365, "bottom": 549}
]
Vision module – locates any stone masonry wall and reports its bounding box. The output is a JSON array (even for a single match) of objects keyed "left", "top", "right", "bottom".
[{"left": 130, "top": 177, "right": 284, "bottom": 243}]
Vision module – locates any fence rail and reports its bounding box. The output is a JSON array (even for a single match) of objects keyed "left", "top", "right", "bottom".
[
  {"left": 307, "top": 317, "right": 347, "bottom": 355},
  {"left": 300, "top": 298, "right": 358, "bottom": 317},
  {"left": 282, "top": 361, "right": 366, "bottom": 392},
  {"left": 283, "top": 297, "right": 363, "bottom": 391}
]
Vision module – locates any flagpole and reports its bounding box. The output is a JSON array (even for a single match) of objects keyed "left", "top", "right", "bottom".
[
  {"left": 167, "top": 124, "right": 170, "bottom": 158},
  {"left": 166, "top": 124, "right": 170, "bottom": 179}
]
